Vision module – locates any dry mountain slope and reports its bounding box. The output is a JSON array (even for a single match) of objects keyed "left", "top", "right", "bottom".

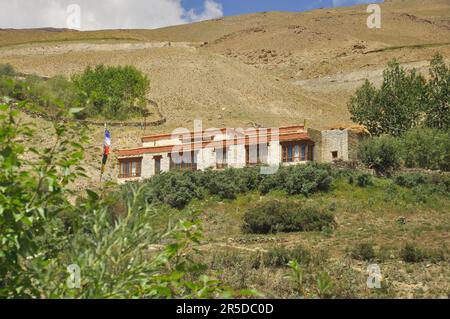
[
  {"left": 1, "top": 0, "right": 449, "bottom": 130},
  {"left": 0, "top": 0, "right": 449, "bottom": 185}
]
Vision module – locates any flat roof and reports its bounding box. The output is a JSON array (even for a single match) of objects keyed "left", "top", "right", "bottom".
[
  {"left": 140, "top": 125, "right": 305, "bottom": 143},
  {"left": 117, "top": 131, "right": 313, "bottom": 158}
]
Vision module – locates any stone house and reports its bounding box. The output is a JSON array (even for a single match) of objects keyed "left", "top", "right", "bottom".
[{"left": 115, "top": 125, "right": 365, "bottom": 182}]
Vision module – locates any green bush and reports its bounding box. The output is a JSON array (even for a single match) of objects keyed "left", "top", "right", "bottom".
[
  {"left": 128, "top": 164, "right": 333, "bottom": 210},
  {"left": 400, "top": 243, "right": 426, "bottom": 263},
  {"left": 356, "top": 172, "right": 373, "bottom": 187},
  {"left": 395, "top": 172, "right": 427, "bottom": 188},
  {"left": 0, "top": 63, "right": 16, "bottom": 77},
  {"left": 72, "top": 64, "right": 150, "bottom": 120},
  {"left": 401, "top": 128, "right": 450, "bottom": 171},
  {"left": 358, "top": 135, "right": 402, "bottom": 176},
  {"left": 350, "top": 243, "right": 376, "bottom": 261},
  {"left": 259, "top": 164, "right": 332, "bottom": 196},
  {"left": 263, "top": 245, "right": 311, "bottom": 268},
  {"left": 142, "top": 171, "right": 202, "bottom": 209},
  {"left": 242, "top": 200, "right": 336, "bottom": 234},
  {"left": 0, "top": 105, "right": 231, "bottom": 298}
]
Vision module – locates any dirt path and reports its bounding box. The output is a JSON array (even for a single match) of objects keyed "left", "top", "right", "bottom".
[{"left": 0, "top": 41, "right": 200, "bottom": 56}]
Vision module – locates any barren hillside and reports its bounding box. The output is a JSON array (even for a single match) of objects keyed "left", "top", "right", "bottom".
[{"left": 1, "top": 0, "right": 449, "bottom": 185}]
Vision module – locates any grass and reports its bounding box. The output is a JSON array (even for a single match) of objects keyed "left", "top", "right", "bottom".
[{"left": 140, "top": 176, "right": 449, "bottom": 298}]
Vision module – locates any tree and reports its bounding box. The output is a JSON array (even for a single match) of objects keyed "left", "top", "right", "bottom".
[
  {"left": 424, "top": 54, "right": 450, "bottom": 130},
  {"left": 358, "top": 135, "right": 402, "bottom": 176},
  {"left": 72, "top": 65, "right": 150, "bottom": 120},
  {"left": 349, "top": 60, "right": 427, "bottom": 136},
  {"left": 402, "top": 128, "right": 450, "bottom": 171}
]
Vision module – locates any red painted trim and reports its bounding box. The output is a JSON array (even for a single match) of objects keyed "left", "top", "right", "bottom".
[
  {"left": 116, "top": 132, "right": 313, "bottom": 157},
  {"left": 140, "top": 125, "right": 306, "bottom": 143}
]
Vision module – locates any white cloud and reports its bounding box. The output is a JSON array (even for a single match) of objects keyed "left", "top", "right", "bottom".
[
  {"left": 0, "top": 0, "right": 223, "bottom": 30},
  {"left": 185, "top": 0, "right": 223, "bottom": 22}
]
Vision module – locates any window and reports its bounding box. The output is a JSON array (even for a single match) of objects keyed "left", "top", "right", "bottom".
[
  {"left": 282, "top": 142, "right": 312, "bottom": 163},
  {"left": 216, "top": 148, "right": 228, "bottom": 169},
  {"left": 332, "top": 151, "right": 338, "bottom": 160},
  {"left": 308, "top": 145, "right": 314, "bottom": 161},
  {"left": 246, "top": 144, "right": 268, "bottom": 165},
  {"left": 154, "top": 156, "right": 162, "bottom": 175},
  {"left": 170, "top": 151, "right": 197, "bottom": 171},
  {"left": 119, "top": 158, "right": 142, "bottom": 178}
]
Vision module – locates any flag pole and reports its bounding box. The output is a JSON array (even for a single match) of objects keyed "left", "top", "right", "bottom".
[{"left": 100, "top": 123, "right": 106, "bottom": 184}]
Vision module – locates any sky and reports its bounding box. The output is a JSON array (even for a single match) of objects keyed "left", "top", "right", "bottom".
[{"left": 0, "top": 0, "right": 383, "bottom": 31}]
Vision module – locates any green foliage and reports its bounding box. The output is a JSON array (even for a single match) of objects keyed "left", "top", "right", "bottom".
[
  {"left": 142, "top": 171, "right": 202, "bottom": 209},
  {"left": 400, "top": 243, "right": 448, "bottom": 263},
  {"left": 401, "top": 128, "right": 450, "bottom": 171},
  {"left": 424, "top": 54, "right": 450, "bottom": 130},
  {"left": 0, "top": 63, "right": 16, "bottom": 77},
  {"left": 394, "top": 172, "right": 427, "bottom": 188},
  {"left": 0, "top": 103, "right": 87, "bottom": 297},
  {"left": 0, "top": 73, "right": 77, "bottom": 114},
  {"left": 259, "top": 164, "right": 332, "bottom": 196},
  {"left": 263, "top": 245, "right": 311, "bottom": 268},
  {"left": 400, "top": 243, "right": 426, "bottom": 263},
  {"left": 315, "top": 271, "right": 334, "bottom": 299},
  {"left": 0, "top": 104, "right": 231, "bottom": 298},
  {"left": 356, "top": 172, "right": 373, "bottom": 187},
  {"left": 349, "top": 54, "right": 449, "bottom": 135},
  {"left": 72, "top": 64, "right": 149, "bottom": 120},
  {"left": 126, "top": 164, "right": 333, "bottom": 210},
  {"left": 349, "top": 60, "right": 426, "bottom": 136},
  {"left": 241, "top": 200, "right": 336, "bottom": 234},
  {"left": 350, "top": 243, "right": 376, "bottom": 261},
  {"left": 358, "top": 135, "right": 402, "bottom": 176}
]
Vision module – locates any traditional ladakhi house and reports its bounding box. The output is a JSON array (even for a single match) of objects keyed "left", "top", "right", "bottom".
[{"left": 115, "top": 125, "right": 364, "bottom": 182}]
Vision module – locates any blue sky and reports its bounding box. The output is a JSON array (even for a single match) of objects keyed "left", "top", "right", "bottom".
[{"left": 184, "top": 0, "right": 383, "bottom": 17}]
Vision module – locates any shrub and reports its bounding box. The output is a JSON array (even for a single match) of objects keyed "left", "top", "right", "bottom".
[
  {"left": 358, "top": 135, "right": 402, "bottom": 176},
  {"left": 0, "top": 104, "right": 230, "bottom": 298},
  {"left": 350, "top": 243, "right": 376, "bottom": 261},
  {"left": 242, "top": 200, "right": 336, "bottom": 234},
  {"left": 400, "top": 243, "right": 426, "bottom": 263},
  {"left": 356, "top": 172, "right": 373, "bottom": 187},
  {"left": 401, "top": 128, "right": 450, "bottom": 171},
  {"left": 142, "top": 171, "right": 201, "bottom": 209},
  {"left": 72, "top": 64, "right": 150, "bottom": 120},
  {"left": 198, "top": 169, "right": 242, "bottom": 200},
  {"left": 263, "top": 246, "right": 292, "bottom": 268},
  {"left": 0, "top": 63, "right": 16, "bottom": 77},
  {"left": 263, "top": 245, "right": 311, "bottom": 268},
  {"left": 283, "top": 164, "right": 332, "bottom": 195},
  {"left": 395, "top": 173, "right": 427, "bottom": 188}
]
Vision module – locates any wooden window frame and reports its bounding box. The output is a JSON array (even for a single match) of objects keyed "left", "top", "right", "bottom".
[
  {"left": 169, "top": 151, "right": 198, "bottom": 172},
  {"left": 282, "top": 142, "right": 313, "bottom": 163},
  {"left": 216, "top": 147, "right": 228, "bottom": 170},
  {"left": 245, "top": 144, "right": 268, "bottom": 166},
  {"left": 118, "top": 157, "right": 142, "bottom": 178},
  {"left": 153, "top": 155, "right": 162, "bottom": 175}
]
